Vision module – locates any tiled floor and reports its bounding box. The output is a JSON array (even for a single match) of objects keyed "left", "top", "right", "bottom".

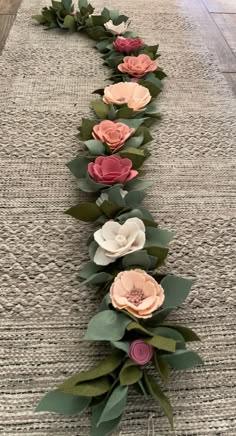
[{"left": 0, "top": 0, "right": 236, "bottom": 95}]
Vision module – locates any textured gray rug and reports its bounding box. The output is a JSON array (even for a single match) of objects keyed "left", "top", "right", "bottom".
[{"left": 0, "top": 0, "right": 236, "bottom": 434}]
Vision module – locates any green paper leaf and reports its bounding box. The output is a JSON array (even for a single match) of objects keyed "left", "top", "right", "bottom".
[
  {"left": 59, "top": 351, "right": 124, "bottom": 390},
  {"left": 119, "top": 359, "right": 143, "bottom": 386},
  {"left": 65, "top": 202, "right": 102, "bottom": 222},
  {"left": 145, "top": 335, "right": 176, "bottom": 353},
  {"left": 85, "top": 310, "right": 131, "bottom": 341},
  {"left": 153, "top": 353, "right": 170, "bottom": 383},
  {"left": 62, "top": 376, "right": 112, "bottom": 397},
  {"left": 161, "top": 324, "right": 201, "bottom": 342},
  {"left": 66, "top": 157, "right": 92, "bottom": 178},
  {"left": 98, "top": 385, "right": 128, "bottom": 425},
  {"left": 83, "top": 139, "right": 106, "bottom": 155},
  {"left": 91, "top": 400, "right": 123, "bottom": 436},
  {"left": 162, "top": 350, "right": 204, "bottom": 370},
  {"left": 107, "top": 185, "right": 126, "bottom": 207},
  {"left": 91, "top": 100, "right": 109, "bottom": 119},
  {"left": 145, "top": 227, "right": 175, "bottom": 248},
  {"left": 81, "top": 272, "right": 113, "bottom": 287},
  {"left": 161, "top": 275, "right": 193, "bottom": 309},
  {"left": 144, "top": 307, "right": 175, "bottom": 327},
  {"left": 89, "top": 240, "right": 98, "bottom": 260},
  {"left": 122, "top": 250, "right": 151, "bottom": 270},
  {"left": 139, "top": 80, "right": 162, "bottom": 98},
  {"left": 35, "top": 390, "right": 91, "bottom": 415},
  {"left": 144, "top": 373, "right": 174, "bottom": 429}
]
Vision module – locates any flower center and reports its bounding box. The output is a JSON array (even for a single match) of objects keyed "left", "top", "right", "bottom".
[
  {"left": 117, "top": 97, "right": 127, "bottom": 103},
  {"left": 128, "top": 288, "right": 145, "bottom": 306},
  {"left": 115, "top": 234, "right": 127, "bottom": 246}
]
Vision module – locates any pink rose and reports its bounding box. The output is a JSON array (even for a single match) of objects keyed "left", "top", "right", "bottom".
[
  {"left": 113, "top": 36, "right": 145, "bottom": 53},
  {"left": 129, "top": 340, "right": 154, "bottom": 365},
  {"left": 110, "top": 269, "right": 165, "bottom": 318},
  {"left": 103, "top": 82, "right": 151, "bottom": 111},
  {"left": 92, "top": 120, "right": 134, "bottom": 152},
  {"left": 88, "top": 155, "right": 138, "bottom": 185},
  {"left": 118, "top": 54, "right": 158, "bottom": 78}
]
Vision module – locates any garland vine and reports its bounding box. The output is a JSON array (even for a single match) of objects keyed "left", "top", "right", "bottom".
[{"left": 33, "top": 1, "right": 204, "bottom": 435}]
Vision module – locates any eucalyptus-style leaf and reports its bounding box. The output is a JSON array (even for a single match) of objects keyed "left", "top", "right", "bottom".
[
  {"left": 66, "top": 156, "right": 93, "bottom": 178},
  {"left": 78, "top": 261, "right": 102, "bottom": 280},
  {"left": 146, "top": 246, "right": 169, "bottom": 266},
  {"left": 161, "top": 324, "right": 201, "bottom": 342},
  {"left": 85, "top": 310, "right": 131, "bottom": 341},
  {"left": 145, "top": 227, "right": 175, "bottom": 248},
  {"left": 144, "top": 373, "right": 174, "bottom": 428},
  {"left": 153, "top": 353, "right": 170, "bottom": 383},
  {"left": 117, "top": 118, "right": 145, "bottom": 130},
  {"left": 124, "top": 190, "right": 145, "bottom": 208},
  {"left": 144, "top": 307, "right": 175, "bottom": 327},
  {"left": 119, "top": 359, "right": 143, "bottom": 386},
  {"left": 99, "top": 293, "right": 112, "bottom": 312},
  {"left": 35, "top": 390, "right": 91, "bottom": 415},
  {"left": 162, "top": 350, "right": 204, "bottom": 370},
  {"left": 145, "top": 335, "right": 176, "bottom": 353},
  {"left": 126, "top": 322, "right": 152, "bottom": 336},
  {"left": 63, "top": 14, "right": 76, "bottom": 30},
  {"left": 61, "top": 376, "right": 112, "bottom": 397},
  {"left": 91, "top": 400, "right": 123, "bottom": 436},
  {"left": 100, "top": 200, "right": 122, "bottom": 218},
  {"left": 98, "top": 385, "right": 128, "bottom": 425},
  {"left": 149, "top": 326, "right": 184, "bottom": 342},
  {"left": 107, "top": 185, "right": 126, "bottom": 207},
  {"left": 111, "top": 341, "right": 130, "bottom": 354},
  {"left": 83, "top": 139, "right": 106, "bottom": 155},
  {"left": 125, "top": 178, "right": 152, "bottom": 191},
  {"left": 80, "top": 272, "right": 113, "bottom": 287},
  {"left": 122, "top": 250, "right": 151, "bottom": 270},
  {"left": 91, "top": 100, "right": 109, "bottom": 119},
  {"left": 122, "top": 135, "right": 144, "bottom": 149},
  {"left": 65, "top": 202, "right": 102, "bottom": 222},
  {"left": 79, "top": 118, "right": 97, "bottom": 140},
  {"left": 119, "top": 147, "right": 147, "bottom": 169},
  {"left": 160, "top": 275, "right": 193, "bottom": 309}
]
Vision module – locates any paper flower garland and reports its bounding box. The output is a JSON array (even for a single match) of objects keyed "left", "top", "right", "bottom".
[{"left": 33, "top": 1, "right": 204, "bottom": 435}]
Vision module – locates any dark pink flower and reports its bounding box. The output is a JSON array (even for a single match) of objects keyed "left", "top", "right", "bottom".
[
  {"left": 113, "top": 36, "right": 145, "bottom": 54},
  {"left": 88, "top": 155, "right": 138, "bottom": 185},
  {"left": 129, "top": 339, "right": 154, "bottom": 365}
]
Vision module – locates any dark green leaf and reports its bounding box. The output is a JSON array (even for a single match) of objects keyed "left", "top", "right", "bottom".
[
  {"left": 126, "top": 322, "right": 152, "bottom": 336},
  {"left": 66, "top": 157, "right": 93, "bottom": 178},
  {"left": 61, "top": 376, "right": 112, "bottom": 397},
  {"left": 116, "top": 107, "right": 135, "bottom": 119},
  {"left": 79, "top": 0, "right": 88, "bottom": 9},
  {"left": 122, "top": 250, "right": 151, "bottom": 270},
  {"left": 125, "top": 178, "right": 152, "bottom": 191},
  {"left": 153, "top": 353, "right": 170, "bottom": 383},
  {"left": 98, "top": 385, "right": 128, "bottom": 425},
  {"left": 65, "top": 202, "right": 102, "bottom": 222},
  {"left": 117, "top": 118, "right": 145, "bottom": 130},
  {"left": 145, "top": 227, "right": 175, "bottom": 248},
  {"left": 81, "top": 272, "right": 113, "bottom": 287},
  {"left": 161, "top": 324, "right": 201, "bottom": 342},
  {"left": 100, "top": 200, "right": 122, "bottom": 218},
  {"left": 162, "top": 350, "right": 204, "bottom": 370},
  {"left": 32, "top": 14, "right": 47, "bottom": 24},
  {"left": 134, "top": 125, "right": 153, "bottom": 145},
  {"left": 144, "top": 373, "right": 174, "bottom": 428},
  {"left": 83, "top": 139, "right": 106, "bottom": 155},
  {"left": 161, "top": 275, "right": 193, "bottom": 309},
  {"left": 149, "top": 327, "right": 184, "bottom": 342},
  {"left": 119, "top": 359, "right": 143, "bottom": 386},
  {"left": 119, "top": 147, "right": 147, "bottom": 169},
  {"left": 124, "top": 190, "right": 145, "bottom": 208},
  {"left": 144, "top": 307, "right": 175, "bottom": 327},
  {"left": 99, "top": 294, "right": 112, "bottom": 312},
  {"left": 78, "top": 261, "right": 102, "bottom": 280},
  {"left": 35, "top": 390, "right": 91, "bottom": 415},
  {"left": 122, "top": 135, "right": 144, "bottom": 149},
  {"left": 91, "top": 400, "right": 123, "bottom": 436},
  {"left": 91, "top": 100, "right": 109, "bottom": 119},
  {"left": 85, "top": 310, "right": 131, "bottom": 341},
  {"left": 111, "top": 341, "right": 130, "bottom": 354},
  {"left": 79, "top": 118, "right": 97, "bottom": 140},
  {"left": 145, "top": 335, "right": 176, "bottom": 353},
  {"left": 63, "top": 15, "right": 76, "bottom": 31},
  {"left": 146, "top": 246, "right": 169, "bottom": 266}
]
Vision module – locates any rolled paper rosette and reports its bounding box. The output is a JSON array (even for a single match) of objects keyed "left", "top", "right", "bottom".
[{"left": 129, "top": 339, "right": 154, "bottom": 365}]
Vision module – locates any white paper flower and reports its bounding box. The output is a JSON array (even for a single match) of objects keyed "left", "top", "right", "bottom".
[
  {"left": 104, "top": 19, "right": 131, "bottom": 36},
  {"left": 96, "top": 189, "right": 128, "bottom": 207},
  {"left": 93, "top": 217, "right": 146, "bottom": 265}
]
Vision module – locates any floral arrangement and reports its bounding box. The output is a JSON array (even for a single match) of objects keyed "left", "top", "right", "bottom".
[{"left": 33, "top": 1, "right": 204, "bottom": 435}]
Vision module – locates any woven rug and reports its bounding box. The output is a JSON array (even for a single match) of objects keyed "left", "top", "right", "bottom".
[{"left": 0, "top": 0, "right": 236, "bottom": 434}]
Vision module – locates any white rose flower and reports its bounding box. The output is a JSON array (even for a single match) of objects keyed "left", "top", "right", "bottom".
[
  {"left": 96, "top": 189, "right": 128, "bottom": 207},
  {"left": 93, "top": 217, "right": 146, "bottom": 265},
  {"left": 104, "top": 19, "right": 131, "bottom": 36}
]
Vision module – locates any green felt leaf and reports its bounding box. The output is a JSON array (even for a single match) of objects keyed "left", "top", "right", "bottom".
[
  {"left": 144, "top": 373, "right": 174, "bottom": 428},
  {"left": 62, "top": 0, "right": 72, "bottom": 9},
  {"left": 35, "top": 389, "right": 91, "bottom": 415},
  {"left": 79, "top": 118, "right": 97, "bottom": 140},
  {"left": 83, "top": 139, "right": 106, "bottom": 155},
  {"left": 117, "top": 118, "right": 145, "bottom": 130},
  {"left": 98, "top": 385, "right": 128, "bottom": 425},
  {"left": 111, "top": 341, "right": 130, "bottom": 354},
  {"left": 32, "top": 14, "right": 47, "bottom": 24},
  {"left": 83, "top": 173, "right": 110, "bottom": 192},
  {"left": 153, "top": 353, "right": 170, "bottom": 383},
  {"left": 124, "top": 190, "right": 145, "bottom": 208},
  {"left": 99, "top": 294, "right": 112, "bottom": 312},
  {"left": 91, "top": 14, "right": 107, "bottom": 27},
  {"left": 119, "top": 147, "right": 147, "bottom": 169},
  {"left": 122, "top": 250, "right": 151, "bottom": 270},
  {"left": 145, "top": 227, "right": 175, "bottom": 248},
  {"left": 65, "top": 202, "right": 102, "bottom": 222},
  {"left": 85, "top": 310, "right": 131, "bottom": 341},
  {"left": 108, "top": 186, "right": 126, "bottom": 207},
  {"left": 89, "top": 240, "right": 98, "bottom": 260},
  {"left": 63, "top": 15, "right": 76, "bottom": 30},
  {"left": 134, "top": 126, "right": 153, "bottom": 145},
  {"left": 124, "top": 178, "right": 152, "bottom": 191},
  {"left": 161, "top": 324, "right": 201, "bottom": 342},
  {"left": 81, "top": 272, "right": 113, "bottom": 287},
  {"left": 155, "top": 68, "right": 167, "bottom": 80},
  {"left": 61, "top": 376, "right": 112, "bottom": 397},
  {"left": 144, "top": 73, "right": 163, "bottom": 89},
  {"left": 108, "top": 9, "right": 120, "bottom": 21},
  {"left": 149, "top": 327, "right": 184, "bottom": 343},
  {"left": 79, "top": 0, "right": 88, "bottom": 9},
  {"left": 146, "top": 246, "right": 169, "bottom": 266},
  {"left": 162, "top": 350, "right": 204, "bottom": 370},
  {"left": 117, "top": 208, "right": 143, "bottom": 222},
  {"left": 160, "top": 275, "right": 193, "bottom": 309},
  {"left": 126, "top": 322, "right": 152, "bottom": 336},
  {"left": 139, "top": 80, "right": 161, "bottom": 98},
  {"left": 145, "top": 335, "right": 176, "bottom": 353},
  {"left": 96, "top": 38, "right": 111, "bottom": 52},
  {"left": 122, "top": 135, "right": 144, "bottom": 149},
  {"left": 91, "top": 400, "right": 123, "bottom": 436},
  {"left": 66, "top": 157, "right": 92, "bottom": 178},
  {"left": 119, "top": 359, "right": 143, "bottom": 386},
  {"left": 99, "top": 200, "right": 122, "bottom": 218},
  {"left": 78, "top": 261, "right": 102, "bottom": 280},
  {"left": 59, "top": 351, "right": 124, "bottom": 390},
  {"left": 116, "top": 107, "right": 135, "bottom": 119},
  {"left": 144, "top": 307, "right": 175, "bottom": 327},
  {"left": 91, "top": 100, "right": 109, "bottom": 119}
]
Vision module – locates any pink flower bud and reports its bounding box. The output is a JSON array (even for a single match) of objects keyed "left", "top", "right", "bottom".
[{"left": 129, "top": 339, "right": 154, "bottom": 365}]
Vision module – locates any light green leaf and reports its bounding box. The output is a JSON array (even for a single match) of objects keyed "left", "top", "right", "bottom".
[
  {"left": 35, "top": 390, "right": 91, "bottom": 415},
  {"left": 91, "top": 400, "right": 123, "bottom": 436},
  {"left": 83, "top": 139, "right": 106, "bottom": 155},
  {"left": 117, "top": 118, "right": 145, "bottom": 130},
  {"left": 144, "top": 373, "right": 174, "bottom": 428},
  {"left": 63, "top": 15, "right": 76, "bottom": 30},
  {"left": 65, "top": 202, "right": 102, "bottom": 222},
  {"left": 145, "top": 227, "right": 175, "bottom": 248},
  {"left": 79, "top": 0, "right": 88, "bottom": 9},
  {"left": 32, "top": 15, "right": 47, "bottom": 24},
  {"left": 91, "top": 100, "right": 109, "bottom": 119},
  {"left": 111, "top": 341, "right": 130, "bottom": 354},
  {"left": 149, "top": 326, "right": 184, "bottom": 342},
  {"left": 145, "top": 335, "right": 176, "bottom": 353},
  {"left": 122, "top": 135, "right": 144, "bottom": 148},
  {"left": 161, "top": 275, "right": 193, "bottom": 308},
  {"left": 122, "top": 250, "right": 151, "bottom": 270},
  {"left": 161, "top": 324, "right": 201, "bottom": 342},
  {"left": 61, "top": 376, "right": 112, "bottom": 397},
  {"left": 153, "top": 353, "right": 170, "bottom": 383},
  {"left": 85, "top": 310, "right": 131, "bottom": 341},
  {"left": 119, "top": 359, "right": 143, "bottom": 386},
  {"left": 162, "top": 350, "right": 204, "bottom": 370},
  {"left": 124, "top": 178, "right": 152, "bottom": 191},
  {"left": 98, "top": 385, "right": 128, "bottom": 425}
]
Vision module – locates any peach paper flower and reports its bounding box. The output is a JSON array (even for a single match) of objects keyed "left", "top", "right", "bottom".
[
  {"left": 118, "top": 54, "right": 158, "bottom": 78},
  {"left": 110, "top": 269, "right": 165, "bottom": 318},
  {"left": 103, "top": 82, "right": 151, "bottom": 111},
  {"left": 92, "top": 120, "right": 134, "bottom": 152}
]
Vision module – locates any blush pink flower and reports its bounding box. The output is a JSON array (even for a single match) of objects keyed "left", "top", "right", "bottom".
[
  {"left": 92, "top": 120, "right": 134, "bottom": 152},
  {"left": 113, "top": 36, "right": 145, "bottom": 53},
  {"left": 88, "top": 155, "right": 138, "bottom": 185},
  {"left": 118, "top": 54, "right": 158, "bottom": 78},
  {"left": 129, "top": 340, "right": 154, "bottom": 365},
  {"left": 110, "top": 269, "right": 165, "bottom": 318},
  {"left": 103, "top": 82, "right": 151, "bottom": 111}
]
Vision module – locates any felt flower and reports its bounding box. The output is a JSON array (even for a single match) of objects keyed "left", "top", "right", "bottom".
[
  {"left": 118, "top": 54, "right": 158, "bottom": 78},
  {"left": 110, "top": 269, "right": 165, "bottom": 318},
  {"left": 92, "top": 120, "right": 134, "bottom": 152},
  {"left": 96, "top": 189, "right": 128, "bottom": 206},
  {"left": 129, "top": 340, "right": 154, "bottom": 365},
  {"left": 93, "top": 218, "right": 145, "bottom": 265},
  {"left": 104, "top": 19, "right": 131, "bottom": 36},
  {"left": 103, "top": 82, "right": 151, "bottom": 111},
  {"left": 88, "top": 155, "right": 138, "bottom": 186},
  {"left": 113, "top": 36, "right": 145, "bottom": 53}
]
